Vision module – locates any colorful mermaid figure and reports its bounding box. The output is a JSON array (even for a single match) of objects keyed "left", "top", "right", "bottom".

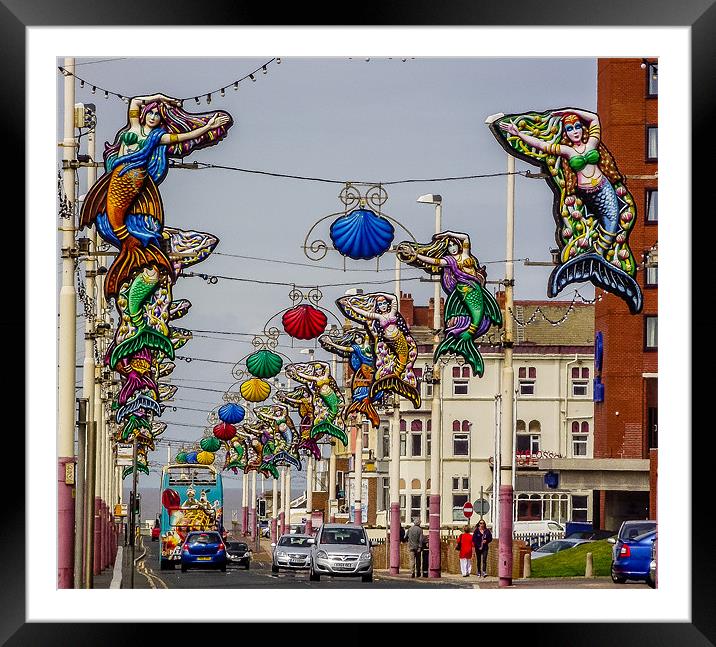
[
  {"left": 337, "top": 293, "right": 421, "bottom": 409},
  {"left": 80, "top": 93, "right": 232, "bottom": 301},
  {"left": 255, "top": 404, "right": 302, "bottom": 471},
  {"left": 284, "top": 361, "right": 348, "bottom": 446},
  {"left": 490, "top": 107, "right": 642, "bottom": 314},
  {"left": 319, "top": 327, "right": 383, "bottom": 428},
  {"left": 397, "top": 231, "right": 502, "bottom": 377},
  {"left": 275, "top": 386, "right": 321, "bottom": 460}
]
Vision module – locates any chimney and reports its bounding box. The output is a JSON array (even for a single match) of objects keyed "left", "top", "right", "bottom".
[
  {"left": 400, "top": 292, "right": 414, "bottom": 326},
  {"left": 495, "top": 289, "right": 506, "bottom": 312}
]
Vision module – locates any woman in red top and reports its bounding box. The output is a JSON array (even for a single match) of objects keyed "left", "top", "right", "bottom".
[{"left": 456, "top": 525, "right": 474, "bottom": 577}]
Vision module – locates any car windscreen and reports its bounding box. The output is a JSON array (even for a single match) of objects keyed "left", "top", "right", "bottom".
[
  {"left": 279, "top": 536, "right": 310, "bottom": 547},
  {"left": 620, "top": 522, "right": 656, "bottom": 540},
  {"left": 320, "top": 528, "right": 366, "bottom": 545},
  {"left": 227, "top": 542, "right": 247, "bottom": 550},
  {"left": 188, "top": 533, "right": 220, "bottom": 544},
  {"left": 537, "top": 541, "right": 567, "bottom": 553}
]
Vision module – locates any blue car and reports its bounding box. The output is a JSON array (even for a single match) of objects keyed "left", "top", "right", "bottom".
[
  {"left": 609, "top": 520, "right": 657, "bottom": 583},
  {"left": 180, "top": 531, "right": 227, "bottom": 573}
]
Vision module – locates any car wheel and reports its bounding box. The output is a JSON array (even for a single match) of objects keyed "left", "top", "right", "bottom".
[
  {"left": 245, "top": 563, "right": 250, "bottom": 570},
  {"left": 181, "top": 565, "right": 187, "bottom": 573},
  {"left": 361, "top": 573, "right": 373, "bottom": 583},
  {"left": 646, "top": 574, "right": 656, "bottom": 589},
  {"left": 272, "top": 564, "right": 279, "bottom": 573},
  {"left": 610, "top": 565, "right": 626, "bottom": 584},
  {"left": 309, "top": 568, "right": 320, "bottom": 582}
]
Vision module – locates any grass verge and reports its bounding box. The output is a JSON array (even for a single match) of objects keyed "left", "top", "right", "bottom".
[{"left": 529, "top": 540, "right": 612, "bottom": 578}]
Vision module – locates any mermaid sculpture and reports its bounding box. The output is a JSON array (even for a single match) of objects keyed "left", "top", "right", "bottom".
[
  {"left": 275, "top": 386, "right": 320, "bottom": 460},
  {"left": 319, "top": 327, "right": 383, "bottom": 428},
  {"left": 489, "top": 107, "right": 642, "bottom": 314},
  {"left": 284, "top": 361, "right": 348, "bottom": 446},
  {"left": 79, "top": 93, "right": 231, "bottom": 476},
  {"left": 336, "top": 292, "right": 420, "bottom": 409},
  {"left": 397, "top": 231, "right": 502, "bottom": 377},
  {"left": 255, "top": 404, "right": 302, "bottom": 471}
]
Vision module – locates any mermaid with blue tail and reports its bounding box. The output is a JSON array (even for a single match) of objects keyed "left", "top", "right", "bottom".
[
  {"left": 398, "top": 231, "right": 502, "bottom": 377},
  {"left": 491, "top": 107, "right": 642, "bottom": 314}
]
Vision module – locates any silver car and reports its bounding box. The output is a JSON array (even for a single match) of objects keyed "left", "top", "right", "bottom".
[
  {"left": 271, "top": 534, "right": 313, "bottom": 573},
  {"left": 309, "top": 524, "right": 373, "bottom": 582}
]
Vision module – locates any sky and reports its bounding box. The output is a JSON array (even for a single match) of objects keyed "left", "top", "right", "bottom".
[{"left": 58, "top": 56, "right": 598, "bottom": 496}]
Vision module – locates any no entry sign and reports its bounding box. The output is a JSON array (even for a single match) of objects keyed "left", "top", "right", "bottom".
[{"left": 463, "top": 502, "right": 474, "bottom": 518}]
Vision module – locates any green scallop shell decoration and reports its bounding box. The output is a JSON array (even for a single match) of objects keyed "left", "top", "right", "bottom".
[
  {"left": 200, "top": 436, "right": 222, "bottom": 453},
  {"left": 246, "top": 349, "right": 283, "bottom": 379},
  {"left": 175, "top": 451, "right": 188, "bottom": 464}
]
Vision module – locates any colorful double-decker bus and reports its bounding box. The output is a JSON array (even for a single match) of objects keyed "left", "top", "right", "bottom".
[{"left": 159, "top": 463, "right": 223, "bottom": 570}]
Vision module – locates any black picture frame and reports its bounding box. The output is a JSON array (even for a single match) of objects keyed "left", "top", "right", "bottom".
[{"left": 5, "top": 1, "right": 707, "bottom": 643}]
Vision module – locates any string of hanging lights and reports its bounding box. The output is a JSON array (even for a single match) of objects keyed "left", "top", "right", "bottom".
[{"left": 57, "top": 57, "right": 280, "bottom": 104}]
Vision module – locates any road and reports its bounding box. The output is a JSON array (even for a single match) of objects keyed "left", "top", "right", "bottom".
[{"left": 133, "top": 536, "right": 466, "bottom": 589}]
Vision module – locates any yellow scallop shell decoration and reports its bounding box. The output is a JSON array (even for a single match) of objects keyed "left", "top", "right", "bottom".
[
  {"left": 240, "top": 377, "right": 271, "bottom": 403},
  {"left": 197, "top": 451, "right": 215, "bottom": 465}
]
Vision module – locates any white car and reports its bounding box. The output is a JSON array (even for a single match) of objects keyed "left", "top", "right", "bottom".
[
  {"left": 530, "top": 538, "right": 592, "bottom": 560},
  {"left": 309, "top": 524, "right": 373, "bottom": 582}
]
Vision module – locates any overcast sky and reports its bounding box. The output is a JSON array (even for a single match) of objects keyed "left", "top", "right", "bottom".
[{"left": 59, "top": 56, "right": 597, "bottom": 494}]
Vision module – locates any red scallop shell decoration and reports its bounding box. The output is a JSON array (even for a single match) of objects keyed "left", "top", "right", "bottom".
[
  {"left": 213, "top": 421, "right": 237, "bottom": 441},
  {"left": 282, "top": 304, "right": 328, "bottom": 340}
]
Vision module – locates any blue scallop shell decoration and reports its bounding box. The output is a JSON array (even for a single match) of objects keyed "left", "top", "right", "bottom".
[
  {"left": 218, "top": 402, "right": 246, "bottom": 425},
  {"left": 185, "top": 450, "right": 199, "bottom": 464},
  {"left": 330, "top": 208, "right": 395, "bottom": 260}
]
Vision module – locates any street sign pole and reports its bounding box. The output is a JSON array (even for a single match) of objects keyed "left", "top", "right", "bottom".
[
  {"left": 480, "top": 486, "right": 484, "bottom": 521},
  {"left": 130, "top": 435, "right": 138, "bottom": 589}
]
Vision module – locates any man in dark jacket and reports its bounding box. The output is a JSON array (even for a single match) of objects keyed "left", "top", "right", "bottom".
[
  {"left": 472, "top": 519, "right": 493, "bottom": 577},
  {"left": 406, "top": 519, "right": 424, "bottom": 577}
]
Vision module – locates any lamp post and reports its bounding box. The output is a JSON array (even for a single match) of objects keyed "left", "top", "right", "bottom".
[
  {"left": 389, "top": 254, "right": 401, "bottom": 574},
  {"left": 417, "top": 193, "right": 442, "bottom": 578}
]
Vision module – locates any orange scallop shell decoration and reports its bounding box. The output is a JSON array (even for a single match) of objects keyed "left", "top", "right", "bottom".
[
  {"left": 240, "top": 377, "right": 272, "bottom": 402},
  {"left": 282, "top": 304, "right": 328, "bottom": 340}
]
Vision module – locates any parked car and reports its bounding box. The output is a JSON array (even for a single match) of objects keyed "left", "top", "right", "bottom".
[
  {"left": 647, "top": 537, "right": 657, "bottom": 588},
  {"left": 226, "top": 540, "right": 251, "bottom": 569},
  {"left": 513, "top": 520, "right": 565, "bottom": 549},
  {"left": 180, "top": 531, "right": 227, "bottom": 573},
  {"left": 271, "top": 534, "right": 313, "bottom": 573},
  {"left": 608, "top": 520, "right": 657, "bottom": 583},
  {"left": 309, "top": 524, "right": 373, "bottom": 582},
  {"left": 566, "top": 529, "right": 616, "bottom": 541},
  {"left": 151, "top": 526, "right": 160, "bottom": 542},
  {"left": 530, "top": 538, "right": 592, "bottom": 560}
]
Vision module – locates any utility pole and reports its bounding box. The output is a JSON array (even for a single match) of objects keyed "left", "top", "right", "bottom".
[
  {"left": 389, "top": 250, "right": 401, "bottom": 575},
  {"left": 82, "top": 413, "right": 97, "bottom": 589},
  {"left": 285, "top": 466, "right": 292, "bottom": 531},
  {"left": 130, "top": 435, "right": 138, "bottom": 589},
  {"left": 241, "top": 472, "right": 248, "bottom": 535},
  {"left": 305, "top": 456, "right": 314, "bottom": 535},
  {"left": 74, "top": 399, "right": 87, "bottom": 588},
  {"left": 354, "top": 416, "right": 364, "bottom": 524},
  {"left": 271, "top": 472, "right": 278, "bottom": 544},
  {"left": 279, "top": 467, "right": 286, "bottom": 535},
  {"left": 499, "top": 153, "right": 516, "bottom": 587},
  {"left": 58, "top": 57, "right": 77, "bottom": 589},
  {"left": 328, "top": 352, "right": 338, "bottom": 522},
  {"left": 249, "top": 470, "right": 257, "bottom": 540}
]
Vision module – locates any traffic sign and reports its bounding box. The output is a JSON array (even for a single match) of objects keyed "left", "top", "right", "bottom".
[
  {"left": 473, "top": 498, "right": 490, "bottom": 515},
  {"left": 462, "top": 502, "right": 474, "bottom": 518}
]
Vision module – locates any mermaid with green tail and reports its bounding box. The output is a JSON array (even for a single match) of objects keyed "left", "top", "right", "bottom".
[
  {"left": 284, "top": 361, "right": 348, "bottom": 446},
  {"left": 397, "top": 231, "right": 502, "bottom": 377}
]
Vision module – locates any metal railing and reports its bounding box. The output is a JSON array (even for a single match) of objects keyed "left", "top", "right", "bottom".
[{"left": 513, "top": 530, "right": 565, "bottom": 549}]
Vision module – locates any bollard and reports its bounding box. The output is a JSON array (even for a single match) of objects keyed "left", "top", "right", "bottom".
[
  {"left": 585, "top": 551, "right": 593, "bottom": 578},
  {"left": 523, "top": 551, "right": 531, "bottom": 578}
]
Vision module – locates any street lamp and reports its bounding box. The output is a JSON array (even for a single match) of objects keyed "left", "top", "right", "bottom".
[{"left": 417, "top": 193, "right": 443, "bottom": 578}]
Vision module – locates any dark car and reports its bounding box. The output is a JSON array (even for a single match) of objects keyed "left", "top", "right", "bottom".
[
  {"left": 226, "top": 540, "right": 251, "bottom": 569},
  {"left": 609, "top": 520, "right": 657, "bottom": 583},
  {"left": 530, "top": 538, "right": 592, "bottom": 560},
  {"left": 180, "top": 531, "right": 227, "bottom": 573}
]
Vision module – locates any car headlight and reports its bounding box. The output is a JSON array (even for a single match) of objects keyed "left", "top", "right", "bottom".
[
  {"left": 316, "top": 550, "right": 328, "bottom": 559},
  {"left": 359, "top": 552, "right": 372, "bottom": 561},
  {"left": 276, "top": 551, "right": 287, "bottom": 558}
]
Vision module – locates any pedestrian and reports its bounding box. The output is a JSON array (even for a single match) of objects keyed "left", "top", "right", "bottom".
[
  {"left": 456, "top": 525, "right": 474, "bottom": 577},
  {"left": 406, "top": 518, "right": 424, "bottom": 578},
  {"left": 472, "top": 519, "right": 493, "bottom": 577},
  {"left": 420, "top": 534, "right": 429, "bottom": 577},
  {"left": 399, "top": 524, "right": 406, "bottom": 543}
]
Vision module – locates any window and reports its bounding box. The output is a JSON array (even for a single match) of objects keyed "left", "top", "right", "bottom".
[
  {"left": 382, "top": 427, "right": 390, "bottom": 458},
  {"left": 413, "top": 367, "right": 423, "bottom": 380},
  {"left": 571, "top": 421, "right": 589, "bottom": 456},
  {"left": 399, "top": 494, "right": 406, "bottom": 523},
  {"left": 424, "top": 381, "right": 433, "bottom": 398},
  {"left": 571, "top": 366, "right": 590, "bottom": 397},
  {"left": 453, "top": 433, "right": 469, "bottom": 456},
  {"left": 645, "top": 316, "right": 658, "bottom": 350},
  {"left": 426, "top": 431, "right": 431, "bottom": 457},
  {"left": 462, "top": 420, "right": 471, "bottom": 432},
  {"left": 647, "top": 126, "right": 658, "bottom": 160},
  {"left": 646, "top": 189, "right": 658, "bottom": 223},
  {"left": 452, "top": 477, "right": 460, "bottom": 490},
  {"left": 646, "top": 62, "right": 658, "bottom": 96},
  {"left": 452, "top": 476, "right": 469, "bottom": 491},
  {"left": 519, "top": 366, "right": 536, "bottom": 395},
  {"left": 572, "top": 495, "right": 588, "bottom": 522},
  {"left": 400, "top": 432, "right": 407, "bottom": 457},
  {"left": 453, "top": 379, "right": 469, "bottom": 395},
  {"left": 362, "top": 426, "right": 370, "bottom": 450},
  {"left": 516, "top": 434, "right": 540, "bottom": 454},
  {"left": 462, "top": 477, "right": 469, "bottom": 490},
  {"left": 452, "top": 494, "right": 469, "bottom": 521},
  {"left": 410, "top": 495, "right": 422, "bottom": 522},
  {"left": 381, "top": 478, "right": 390, "bottom": 511},
  {"left": 645, "top": 264, "right": 658, "bottom": 287},
  {"left": 410, "top": 420, "right": 423, "bottom": 456}
]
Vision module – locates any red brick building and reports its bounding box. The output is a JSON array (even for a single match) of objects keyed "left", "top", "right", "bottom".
[
  {"left": 539, "top": 59, "right": 658, "bottom": 531},
  {"left": 594, "top": 58, "right": 658, "bottom": 527}
]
